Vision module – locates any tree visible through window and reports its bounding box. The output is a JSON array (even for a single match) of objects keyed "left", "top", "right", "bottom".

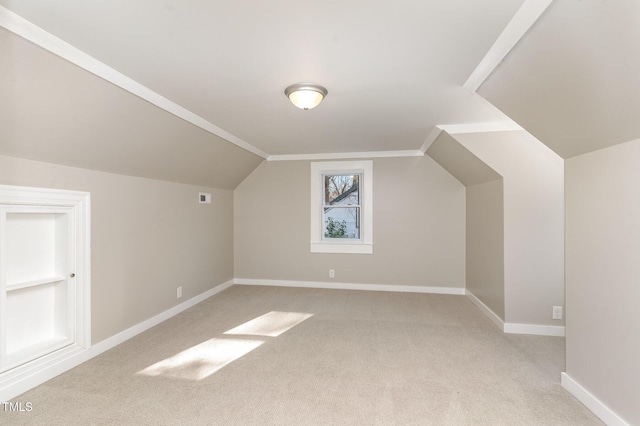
[
  {"left": 323, "top": 174, "right": 360, "bottom": 239},
  {"left": 310, "top": 160, "right": 372, "bottom": 254}
]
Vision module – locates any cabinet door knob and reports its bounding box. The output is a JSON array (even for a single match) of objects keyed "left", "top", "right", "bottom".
[{"left": 70, "top": 273, "right": 76, "bottom": 278}]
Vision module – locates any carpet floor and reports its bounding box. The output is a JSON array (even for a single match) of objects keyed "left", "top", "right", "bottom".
[{"left": 1, "top": 285, "right": 602, "bottom": 425}]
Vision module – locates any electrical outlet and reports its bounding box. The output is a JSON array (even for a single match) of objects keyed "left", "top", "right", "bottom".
[
  {"left": 329, "top": 269, "right": 335, "bottom": 279},
  {"left": 177, "top": 286, "right": 183, "bottom": 299},
  {"left": 552, "top": 306, "right": 563, "bottom": 320}
]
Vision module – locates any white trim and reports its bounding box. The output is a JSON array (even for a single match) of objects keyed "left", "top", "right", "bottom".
[
  {"left": 463, "top": 0, "right": 554, "bottom": 92},
  {"left": 0, "top": 344, "right": 89, "bottom": 402},
  {"left": 0, "top": 185, "right": 89, "bottom": 207},
  {"left": 420, "top": 127, "right": 445, "bottom": 153},
  {"left": 0, "top": 185, "right": 91, "bottom": 389},
  {"left": 421, "top": 122, "right": 524, "bottom": 153},
  {"left": 0, "top": 279, "right": 233, "bottom": 401},
  {"left": 234, "top": 278, "right": 465, "bottom": 295},
  {"left": 503, "top": 322, "right": 565, "bottom": 337},
  {"left": 75, "top": 191, "right": 92, "bottom": 350},
  {"left": 465, "top": 290, "right": 505, "bottom": 331},
  {"left": 437, "top": 122, "right": 524, "bottom": 136},
  {"left": 465, "top": 290, "right": 565, "bottom": 336},
  {"left": 310, "top": 243, "right": 373, "bottom": 254},
  {"left": 0, "top": 6, "right": 268, "bottom": 160},
  {"left": 88, "top": 279, "right": 233, "bottom": 355},
  {"left": 561, "top": 373, "right": 631, "bottom": 426},
  {"left": 268, "top": 150, "right": 423, "bottom": 162},
  {"left": 310, "top": 161, "right": 373, "bottom": 254}
]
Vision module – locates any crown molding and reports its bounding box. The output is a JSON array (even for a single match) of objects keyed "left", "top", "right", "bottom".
[
  {"left": 420, "top": 122, "right": 524, "bottom": 153},
  {"left": 0, "top": 6, "right": 269, "bottom": 160},
  {"left": 267, "top": 150, "right": 424, "bottom": 162},
  {"left": 420, "top": 126, "right": 445, "bottom": 153},
  {"left": 464, "top": 0, "right": 554, "bottom": 93},
  {"left": 438, "top": 122, "right": 524, "bottom": 135},
  {"left": 1, "top": 2, "right": 543, "bottom": 163},
  {"left": 269, "top": 121, "right": 526, "bottom": 160}
]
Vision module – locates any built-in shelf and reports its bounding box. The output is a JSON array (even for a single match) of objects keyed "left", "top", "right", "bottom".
[
  {"left": 5, "top": 336, "right": 73, "bottom": 371},
  {"left": 0, "top": 185, "right": 90, "bottom": 397},
  {"left": 5, "top": 276, "right": 66, "bottom": 292},
  {"left": 1, "top": 207, "right": 73, "bottom": 375}
]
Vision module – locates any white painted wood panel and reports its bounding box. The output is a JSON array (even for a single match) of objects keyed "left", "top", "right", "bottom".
[{"left": 0, "top": 185, "right": 90, "bottom": 392}]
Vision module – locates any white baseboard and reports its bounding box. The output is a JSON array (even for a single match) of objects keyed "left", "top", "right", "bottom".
[
  {"left": 504, "top": 322, "right": 565, "bottom": 337},
  {"left": 465, "top": 290, "right": 505, "bottom": 330},
  {"left": 561, "top": 372, "right": 630, "bottom": 426},
  {"left": 1, "top": 278, "right": 569, "bottom": 402},
  {"left": 234, "top": 278, "right": 466, "bottom": 295},
  {"left": 0, "top": 345, "right": 91, "bottom": 402},
  {"left": 0, "top": 279, "right": 233, "bottom": 402},
  {"left": 90, "top": 279, "right": 233, "bottom": 356},
  {"left": 465, "top": 290, "right": 565, "bottom": 336}
]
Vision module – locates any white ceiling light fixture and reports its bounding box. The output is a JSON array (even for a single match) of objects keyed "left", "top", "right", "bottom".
[{"left": 284, "top": 83, "right": 328, "bottom": 110}]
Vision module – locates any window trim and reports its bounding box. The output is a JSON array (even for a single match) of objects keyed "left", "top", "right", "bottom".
[{"left": 310, "top": 160, "right": 373, "bottom": 254}]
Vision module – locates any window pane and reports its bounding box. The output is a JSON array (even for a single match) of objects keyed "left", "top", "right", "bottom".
[
  {"left": 324, "top": 175, "right": 359, "bottom": 205},
  {"left": 323, "top": 207, "right": 360, "bottom": 239}
]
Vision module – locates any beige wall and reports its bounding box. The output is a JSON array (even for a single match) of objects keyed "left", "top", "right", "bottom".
[
  {"left": 0, "top": 27, "right": 263, "bottom": 190},
  {"left": 0, "top": 155, "right": 234, "bottom": 344},
  {"left": 234, "top": 157, "right": 465, "bottom": 288},
  {"left": 565, "top": 139, "right": 640, "bottom": 425},
  {"left": 466, "top": 179, "right": 504, "bottom": 320},
  {"left": 453, "top": 130, "right": 564, "bottom": 326}
]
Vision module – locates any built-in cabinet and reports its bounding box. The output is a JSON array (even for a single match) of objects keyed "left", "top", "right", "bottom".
[
  {"left": 0, "top": 186, "right": 90, "bottom": 400},
  {"left": 1, "top": 207, "right": 75, "bottom": 372}
]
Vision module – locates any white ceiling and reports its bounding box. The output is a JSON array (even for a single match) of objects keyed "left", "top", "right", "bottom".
[
  {"left": 0, "top": 0, "right": 523, "bottom": 158},
  {"left": 0, "top": 28, "right": 263, "bottom": 189},
  {"left": 479, "top": 0, "right": 640, "bottom": 158},
  {"left": 2, "top": 0, "right": 638, "bottom": 188}
]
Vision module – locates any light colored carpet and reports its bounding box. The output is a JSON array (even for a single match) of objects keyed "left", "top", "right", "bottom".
[{"left": 1, "top": 285, "right": 602, "bottom": 425}]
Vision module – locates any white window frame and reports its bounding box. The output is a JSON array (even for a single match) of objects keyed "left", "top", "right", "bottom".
[{"left": 310, "top": 160, "right": 373, "bottom": 254}]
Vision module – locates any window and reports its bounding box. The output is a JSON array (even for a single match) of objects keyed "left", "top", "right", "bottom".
[
  {"left": 310, "top": 161, "right": 373, "bottom": 254},
  {"left": 323, "top": 174, "right": 360, "bottom": 239}
]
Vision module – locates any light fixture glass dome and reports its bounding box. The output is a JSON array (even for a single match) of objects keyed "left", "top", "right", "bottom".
[{"left": 285, "top": 83, "right": 328, "bottom": 110}]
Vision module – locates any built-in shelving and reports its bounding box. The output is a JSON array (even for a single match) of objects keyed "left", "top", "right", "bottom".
[
  {"left": 4, "top": 336, "right": 73, "bottom": 371},
  {"left": 1, "top": 208, "right": 73, "bottom": 374},
  {"left": 0, "top": 185, "right": 90, "bottom": 401},
  {"left": 6, "top": 276, "right": 66, "bottom": 292}
]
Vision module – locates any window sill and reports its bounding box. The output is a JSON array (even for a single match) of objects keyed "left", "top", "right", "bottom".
[{"left": 310, "top": 242, "right": 373, "bottom": 254}]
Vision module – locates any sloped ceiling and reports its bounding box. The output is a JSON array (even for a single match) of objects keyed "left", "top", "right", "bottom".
[
  {"left": 479, "top": 0, "right": 640, "bottom": 159},
  {"left": 426, "top": 132, "right": 501, "bottom": 187},
  {"left": 0, "top": 29, "right": 263, "bottom": 189},
  {"left": 3, "top": 1, "right": 635, "bottom": 187},
  {"left": 1, "top": 0, "right": 526, "bottom": 157},
  {"left": 0, "top": 0, "right": 523, "bottom": 174}
]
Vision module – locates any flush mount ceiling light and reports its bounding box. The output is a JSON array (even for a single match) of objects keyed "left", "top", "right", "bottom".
[{"left": 284, "top": 83, "right": 328, "bottom": 110}]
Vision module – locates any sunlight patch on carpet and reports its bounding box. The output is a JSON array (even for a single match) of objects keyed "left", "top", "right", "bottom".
[
  {"left": 137, "top": 311, "right": 313, "bottom": 381},
  {"left": 223, "top": 311, "right": 313, "bottom": 337},
  {"left": 137, "top": 338, "right": 263, "bottom": 381}
]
